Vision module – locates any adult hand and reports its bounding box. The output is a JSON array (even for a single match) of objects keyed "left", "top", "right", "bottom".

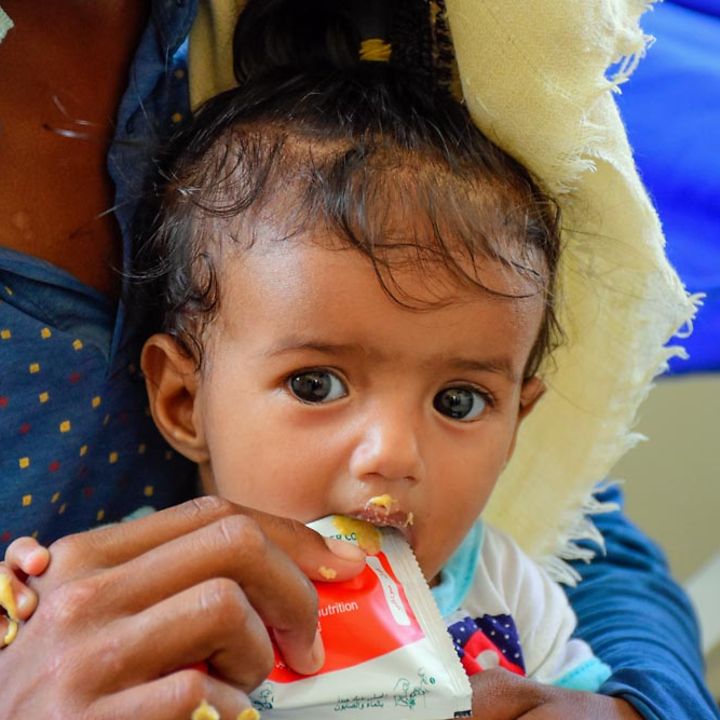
[
  {"left": 0, "top": 496, "right": 366, "bottom": 720},
  {"left": 467, "top": 669, "right": 642, "bottom": 719}
]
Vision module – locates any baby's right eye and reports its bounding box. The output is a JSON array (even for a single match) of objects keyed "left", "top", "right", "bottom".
[{"left": 288, "top": 370, "right": 348, "bottom": 404}]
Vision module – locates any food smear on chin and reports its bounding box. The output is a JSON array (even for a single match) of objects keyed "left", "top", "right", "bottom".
[
  {"left": 332, "top": 515, "right": 382, "bottom": 555},
  {"left": 0, "top": 573, "right": 19, "bottom": 646}
]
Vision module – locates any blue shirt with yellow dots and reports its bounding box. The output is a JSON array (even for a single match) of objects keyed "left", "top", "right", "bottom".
[{"left": 0, "top": 0, "right": 199, "bottom": 554}]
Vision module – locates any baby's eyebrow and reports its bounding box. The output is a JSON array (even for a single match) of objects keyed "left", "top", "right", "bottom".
[
  {"left": 437, "top": 356, "right": 519, "bottom": 383},
  {"left": 262, "top": 337, "right": 518, "bottom": 383},
  {"left": 263, "top": 338, "right": 367, "bottom": 358}
]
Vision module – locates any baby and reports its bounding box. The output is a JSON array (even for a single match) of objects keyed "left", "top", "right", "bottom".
[{"left": 1, "top": 0, "right": 618, "bottom": 714}]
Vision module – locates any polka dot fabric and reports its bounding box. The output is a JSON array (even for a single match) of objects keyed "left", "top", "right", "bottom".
[
  {"left": 0, "top": 251, "right": 195, "bottom": 554},
  {"left": 447, "top": 613, "right": 525, "bottom": 677}
]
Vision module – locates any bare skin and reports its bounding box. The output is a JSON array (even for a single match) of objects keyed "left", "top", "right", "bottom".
[
  {"left": 0, "top": 498, "right": 366, "bottom": 719},
  {"left": 0, "top": 1, "right": 140, "bottom": 297},
  {"left": 468, "top": 670, "right": 642, "bottom": 720}
]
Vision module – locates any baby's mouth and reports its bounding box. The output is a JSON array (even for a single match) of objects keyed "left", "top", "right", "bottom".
[{"left": 347, "top": 495, "right": 415, "bottom": 543}]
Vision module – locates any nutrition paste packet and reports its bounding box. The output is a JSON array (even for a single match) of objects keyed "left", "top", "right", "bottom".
[{"left": 249, "top": 514, "right": 472, "bottom": 719}]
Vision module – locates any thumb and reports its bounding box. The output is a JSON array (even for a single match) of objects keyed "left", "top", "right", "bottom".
[{"left": 247, "top": 510, "right": 367, "bottom": 582}]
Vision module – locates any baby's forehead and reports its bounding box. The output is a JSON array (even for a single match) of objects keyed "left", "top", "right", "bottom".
[
  {"left": 222, "top": 196, "right": 545, "bottom": 295},
  {"left": 217, "top": 229, "right": 544, "bottom": 327},
  {"left": 204, "top": 238, "right": 545, "bottom": 387}
]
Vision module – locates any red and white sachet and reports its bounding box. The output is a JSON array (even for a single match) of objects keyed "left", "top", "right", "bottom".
[{"left": 249, "top": 515, "right": 472, "bottom": 719}]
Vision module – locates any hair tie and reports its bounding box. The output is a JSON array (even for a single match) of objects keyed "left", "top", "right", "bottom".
[{"left": 359, "top": 38, "right": 392, "bottom": 63}]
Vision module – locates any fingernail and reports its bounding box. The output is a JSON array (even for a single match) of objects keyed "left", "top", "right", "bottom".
[
  {"left": 15, "top": 589, "right": 33, "bottom": 615},
  {"left": 28, "top": 546, "right": 50, "bottom": 575},
  {"left": 310, "top": 629, "right": 325, "bottom": 670},
  {"left": 324, "top": 537, "right": 366, "bottom": 562}
]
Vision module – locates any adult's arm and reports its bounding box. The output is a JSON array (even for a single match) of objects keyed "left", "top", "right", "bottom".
[{"left": 567, "top": 485, "right": 719, "bottom": 720}]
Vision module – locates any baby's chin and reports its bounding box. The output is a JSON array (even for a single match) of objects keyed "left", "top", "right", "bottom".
[
  {"left": 412, "top": 531, "right": 474, "bottom": 587},
  {"left": 415, "top": 550, "right": 447, "bottom": 588}
]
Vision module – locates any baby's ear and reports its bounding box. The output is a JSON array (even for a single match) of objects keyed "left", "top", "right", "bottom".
[
  {"left": 504, "top": 376, "right": 546, "bottom": 465},
  {"left": 518, "top": 375, "right": 546, "bottom": 421},
  {"left": 141, "top": 334, "right": 209, "bottom": 463}
]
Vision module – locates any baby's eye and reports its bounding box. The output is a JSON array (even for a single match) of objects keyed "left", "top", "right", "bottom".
[
  {"left": 433, "top": 386, "right": 489, "bottom": 421},
  {"left": 288, "top": 370, "right": 348, "bottom": 404}
]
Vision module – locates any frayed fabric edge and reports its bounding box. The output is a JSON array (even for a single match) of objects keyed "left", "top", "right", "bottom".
[
  {"left": 545, "top": 0, "right": 660, "bottom": 196},
  {"left": 607, "top": 0, "right": 660, "bottom": 88},
  {"left": 541, "top": 289, "right": 702, "bottom": 586},
  {"left": 540, "top": 482, "right": 620, "bottom": 586}
]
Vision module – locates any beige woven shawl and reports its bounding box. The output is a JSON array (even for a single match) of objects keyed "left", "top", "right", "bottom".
[{"left": 189, "top": 0, "right": 698, "bottom": 582}]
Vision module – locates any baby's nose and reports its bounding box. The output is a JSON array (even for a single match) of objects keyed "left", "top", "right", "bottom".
[{"left": 348, "top": 410, "right": 424, "bottom": 484}]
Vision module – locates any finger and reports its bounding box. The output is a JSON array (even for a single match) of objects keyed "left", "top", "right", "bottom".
[
  {"left": 469, "top": 669, "right": 549, "bottom": 719},
  {"left": 0, "top": 564, "right": 37, "bottom": 621},
  {"left": 53, "top": 496, "right": 365, "bottom": 580},
  {"left": 114, "top": 578, "right": 275, "bottom": 693},
  {"left": 108, "top": 514, "right": 324, "bottom": 675},
  {"left": 49, "top": 497, "right": 242, "bottom": 569},
  {"left": 92, "top": 668, "right": 256, "bottom": 720},
  {"left": 5, "top": 536, "right": 50, "bottom": 577}
]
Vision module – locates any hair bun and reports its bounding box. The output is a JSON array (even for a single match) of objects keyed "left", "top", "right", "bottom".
[
  {"left": 233, "top": 0, "right": 361, "bottom": 84},
  {"left": 233, "top": 0, "right": 452, "bottom": 92}
]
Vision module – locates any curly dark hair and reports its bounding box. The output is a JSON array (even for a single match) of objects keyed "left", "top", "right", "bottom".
[{"left": 135, "top": 0, "right": 563, "bottom": 377}]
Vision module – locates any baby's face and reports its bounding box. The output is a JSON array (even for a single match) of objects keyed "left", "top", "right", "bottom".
[{"left": 173, "top": 236, "right": 544, "bottom": 582}]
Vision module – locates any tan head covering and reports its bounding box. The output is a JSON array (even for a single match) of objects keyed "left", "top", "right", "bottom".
[{"left": 189, "top": 0, "right": 698, "bottom": 581}]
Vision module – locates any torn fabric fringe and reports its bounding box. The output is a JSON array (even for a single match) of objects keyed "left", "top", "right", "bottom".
[{"left": 446, "top": 0, "right": 700, "bottom": 579}]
